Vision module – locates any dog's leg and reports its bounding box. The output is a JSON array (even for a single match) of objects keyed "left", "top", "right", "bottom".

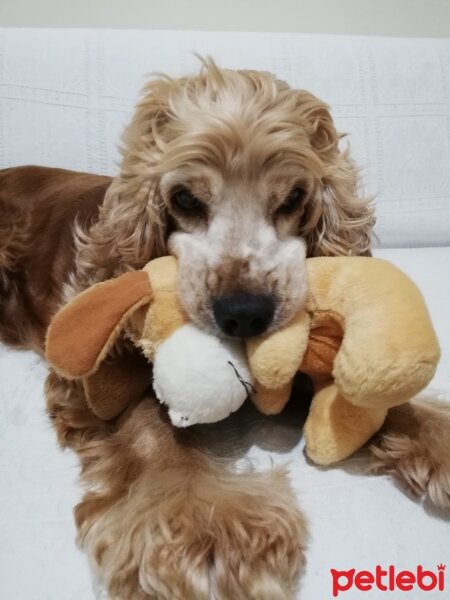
[
  {"left": 368, "top": 398, "right": 450, "bottom": 511},
  {"left": 0, "top": 198, "right": 35, "bottom": 347},
  {"left": 47, "top": 377, "right": 307, "bottom": 600}
]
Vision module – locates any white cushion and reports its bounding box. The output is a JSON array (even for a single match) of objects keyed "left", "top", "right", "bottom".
[{"left": 0, "top": 28, "right": 449, "bottom": 247}]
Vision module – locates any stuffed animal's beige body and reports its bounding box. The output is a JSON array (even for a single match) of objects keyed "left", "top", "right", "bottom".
[{"left": 247, "top": 257, "right": 440, "bottom": 464}]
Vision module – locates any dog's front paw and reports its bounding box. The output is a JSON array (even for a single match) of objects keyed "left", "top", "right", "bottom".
[
  {"left": 77, "top": 465, "right": 307, "bottom": 600},
  {"left": 198, "top": 468, "right": 307, "bottom": 600}
]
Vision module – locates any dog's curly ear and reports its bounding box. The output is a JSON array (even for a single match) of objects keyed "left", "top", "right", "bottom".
[
  {"left": 46, "top": 271, "right": 152, "bottom": 379},
  {"left": 290, "top": 89, "right": 374, "bottom": 257}
]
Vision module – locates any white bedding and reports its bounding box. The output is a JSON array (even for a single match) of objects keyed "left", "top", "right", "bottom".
[{"left": 1, "top": 247, "right": 449, "bottom": 600}]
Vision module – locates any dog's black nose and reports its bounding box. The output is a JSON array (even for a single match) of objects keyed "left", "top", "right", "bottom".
[{"left": 213, "top": 293, "right": 275, "bottom": 338}]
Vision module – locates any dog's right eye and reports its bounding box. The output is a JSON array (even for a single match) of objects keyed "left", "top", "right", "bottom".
[
  {"left": 171, "top": 188, "right": 206, "bottom": 216},
  {"left": 277, "top": 186, "right": 306, "bottom": 216}
]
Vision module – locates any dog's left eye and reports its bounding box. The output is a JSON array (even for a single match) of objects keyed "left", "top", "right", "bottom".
[
  {"left": 277, "top": 187, "right": 306, "bottom": 215},
  {"left": 171, "top": 188, "right": 206, "bottom": 216}
]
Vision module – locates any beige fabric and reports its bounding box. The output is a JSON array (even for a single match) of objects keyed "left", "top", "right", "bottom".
[
  {"left": 247, "top": 309, "right": 310, "bottom": 390},
  {"left": 304, "top": 382, "right": 387, "bottom": 465},
  {"left": 138, "top": 256, "right": 188, "bottom": 360},
  {"left": 306, "top": 257, "right": 440, "bottom": 410}
]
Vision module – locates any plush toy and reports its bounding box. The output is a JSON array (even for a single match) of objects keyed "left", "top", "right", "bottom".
[
  {"left": 46, "top": 256, "right": 440, "bottom": 465},
  {"left": 45, "top": 257, "right": 252, "bottom": 427}
]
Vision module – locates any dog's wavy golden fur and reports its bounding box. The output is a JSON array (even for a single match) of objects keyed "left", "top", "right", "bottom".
[{"left": 1, "top": 60, "right": 449, "bottom": 599}]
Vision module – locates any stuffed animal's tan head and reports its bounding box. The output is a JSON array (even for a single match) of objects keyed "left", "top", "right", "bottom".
[{"left": 46, "top": 256, "right": 183, "bottom": 419}]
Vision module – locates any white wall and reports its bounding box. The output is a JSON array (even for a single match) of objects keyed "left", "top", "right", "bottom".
[{"left": 1, "top": 0, "right": 449, "bottom": 37}]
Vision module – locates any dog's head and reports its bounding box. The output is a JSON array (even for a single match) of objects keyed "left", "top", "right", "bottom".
[{"left": 95, "top": 59, "right": 373, "bottom": 338}]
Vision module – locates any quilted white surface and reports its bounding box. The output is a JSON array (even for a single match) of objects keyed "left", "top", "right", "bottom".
[
  {"left": 0, "top": 247, "right": 449, "bottom": 600},
  {"left": 1, "top": 28, "right": 450, "bottom": 247}
]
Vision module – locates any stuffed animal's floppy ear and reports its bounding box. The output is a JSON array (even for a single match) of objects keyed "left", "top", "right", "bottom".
[
  {"left": 46, "top": 270, "right": 153, "bottom": 379},
  {"left": 82, "top": 348, "right": 152, "bottom": 420}
]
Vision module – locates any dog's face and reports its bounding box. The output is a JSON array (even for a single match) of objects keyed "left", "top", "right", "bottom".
[
  {"left": 165, "top": 165, "right": 309, "bottom": 338},
  {"left": 118, "top": 62, "right": 373, "bottom": 337},
  {"left": 155, "top": 70, "right": 323, "bottom": 338}
]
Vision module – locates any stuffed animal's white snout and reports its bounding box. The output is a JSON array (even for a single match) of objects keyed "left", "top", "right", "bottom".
[{"left": 153, "top": 323, "right": 253, "bottom": 427}]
